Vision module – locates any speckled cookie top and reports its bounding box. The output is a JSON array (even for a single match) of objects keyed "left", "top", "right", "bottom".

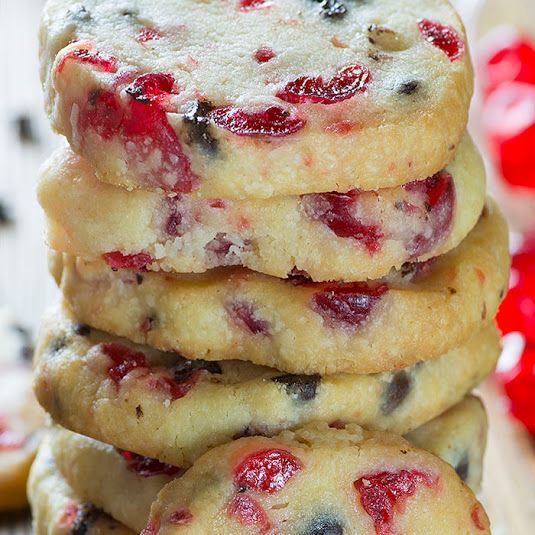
[{"left": 40, "top": 0, "right": 472, "bottom": 197}]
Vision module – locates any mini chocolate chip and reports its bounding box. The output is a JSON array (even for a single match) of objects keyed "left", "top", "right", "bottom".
[
  {"left": 120, "top": 8, "right": 138, "bottom": 19},
  {"left": 381, "top": 370, "right": 411, "bottom": 415},
  {"left": 136, "top": 273, "right": 144, "bottom": 285},
  {"left": 398, "top": 80, "right": 420, "bottom": 95},
  {"left": 447, "top": 287, "right": 457, "bottom": 295},
  {"left": 301, "top": 516, "right": 344, "bottom": 535},
  {"left": 70, "top": 504, "right": 101, "bottom": 535},
  {"left": 455, "top": 454, "right": 470, "bottom": 482},
  {"left": 11, "top": 324, "right": 33, "bottom": 361},
  {"left": 183, "top": 100, "right": 218, "bottom": 155},
  {"left": 136, "top": 405, "right": 144, "bottom": 418},
  {"left": 368, "top": 51, "right": 393, "bottom": 62},
  {"left": 499, "top": 288, "right": 505, "bottom": 299},
  {"left": 14, "top": 114, "right": 37, "bottom": 143},
  {"left": 0, "top": 200, "right": 13, "bottom": 226},
  {"left": 49, "top": 337, "right": 67, "bottom": 354},
  {"left": 273, "top": 374, "right": 321, "bottom": 401},
  {"left": 315, "top": 0, "right": 347, "bottom": 19},
  {"left": 73, "top": 323, "right": 91, "bottom": 337},
  {"left": 174, "top": 357, "right": 223, "bottom": 378}
]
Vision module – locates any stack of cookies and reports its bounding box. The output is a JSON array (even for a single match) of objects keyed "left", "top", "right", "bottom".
[{"left": 30, "top": 1, "right": 510, "bottom": 533}]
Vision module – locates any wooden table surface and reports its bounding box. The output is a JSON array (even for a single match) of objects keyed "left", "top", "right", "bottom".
[{"left": 1, "top": 1, "right": 534, "bottom": 533}]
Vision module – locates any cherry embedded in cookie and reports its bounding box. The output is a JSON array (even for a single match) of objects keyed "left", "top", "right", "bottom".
[
  {"left": 209, "top": 106, "right": 306, "bottom": 137},
  {"left": 311, "top": 282, "right": 388, "bottom": 329},
  {"left": 227, "top": 494, "right": 271, "bottom": 532},
  {"left": 417, "top": 19, "right": 465, "bottom": 61},
  {"left": 57, "top": 44, "right": 117, "bottom": 74},
  {"left": 254, "top": 47, "right": 276, "bottom": 63},
  {"left": 234, "top": 448, "right": 303, "bottom": 493},
  {"left": 151, "top": 368, "right": 203, "bottom": 401},
  {"left": 277, "top": 63, "right": 371, "bottom": 104},
  {"left": 354, "top": 470, "right": 437, "bottom": 535},
  {"left": 136, "top": 27, "right": 162, "bottom": 43},
  {"left": 239, "top": 0, "right": 270, "bottom": 11},
  {"left": 168, "top": 509, "right": 193, "bottom": 525},
  {"left": 101, "top": 343, "right": 149, "bottom": 383},
  {"left": 301, "top": 190, "right": 384, "bottom": 253},
  {"left": 103, "top": 251, "right": 153, "bottom": 270},
  {"left": 225, "top": 300, "right": 270, "bottom": 335},
  {"left": 118, "top": 449, "right": 183, "bottom": 477}
]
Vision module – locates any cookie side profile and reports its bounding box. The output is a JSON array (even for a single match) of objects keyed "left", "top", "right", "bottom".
[
  {"left": 33, "top": 303, "right": 499, "bottom": 467},
  {"left": 50, "top": 200, "right": 509, "bottom": 374},
  {"left": 40, "top": 0, "right": 472, "bottom": 198},
  {"left": 39, "top": 135, "right": 485, "bottom": 282}
]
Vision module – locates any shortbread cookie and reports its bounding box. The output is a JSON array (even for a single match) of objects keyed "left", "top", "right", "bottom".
[
  {"left": 39, "top": 135, "right": 485, "bottom": 282},
  {"left": 40, "top": 0, "right": 472, "bottom": 198},
  {"left": 48, "top": 395, "right": 488, "bottom": 533},
  {"left": 28, "top": 440, "right": 134, "bottom": 535},
  {"left": 50, "top": 200, "right": 508, "bottom": 374},
  {"left": 143, "top": 422, "right": 489, "bottom": 534},
  {"left": 0, "top": 310, "right": 45, "bottom": 512},
  {"left": 33, "top": 303, "right": 498, "bottom": 467}
]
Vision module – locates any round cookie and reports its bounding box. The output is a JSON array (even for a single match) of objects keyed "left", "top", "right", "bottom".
[
  {"left": 0, "top": 309, "right": 45, "bottom": 512},
  {"left": 33, "top": 303, "right": 499, "bottom": 468},
  {"left": 48, "top": 395, "right": 488, "bottom": 533},
  {"left": 40, "top": 0, "right": 472, "bottom": 199},
  {"left": 50, "top": 200, "right": 509, "bottom": 375},
  {"left": 142, "top": 422, "right": 489, "bottom": 534},
  {"left": 39, "top": 135, "right": 485, "bottom": 282},
  {"left": 28, "top": 440, "right": 134, "bottom": 535}
]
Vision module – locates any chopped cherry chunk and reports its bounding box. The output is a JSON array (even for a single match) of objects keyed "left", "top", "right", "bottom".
[
  {"left": 226, "top": 301, "right": 270, "bottom": 335},
  {"left": 125, "top": 73, "right": 177, "bottom": 105},
  {"left": 103, "top": 251, "right": 153, "bottom": 270},
  {"left": 101, "top": 343, "right": 149, "bottom": 383},
  {"left": 234, "top": 448, "right": 302, "bottom": 493},
  {"left": 402, "top": 171, "right": 455, "bottom": 257},
  {"left": 354, "top": 470, "right": 437, "bottom": 535},
  {"left": 169, "top": 510, "right": 193, "bottom": 525},
  {"left": 302, "top": 190, "right": 384, "bottom": 253},
  {"left": 151, "top": 368, "right": 203, "bottom": 401},
  {"left": 228, "top": 494, "right": 271, "bottom": 533},
  {"left": 57, "top": 45, "right": 117, "bottom": 74},
  {"left": 118, "top": 449, "right": 182, "bottom": 477},
  {"left": 254, "top": 47, "right": 276, "bottom": 63},
  {"left": 0, "top": 419, "right": 25, "bottom": 451},
  {"left": 417, "top": 19, "right": 465, "bottom": 62},
  {"left": 239, "top": 0, "right": 269, "bottom": 11},
  {"left": 136, "top": 27, "right": 162, "bottom": 44},
  {"left": 277, "top": 63, "right": 371, "bottom": 104},
  {"left": 312, "top": 282, "right": 388, "bottom": 329},
  {"left": 471, "top": 504, "right": 487, "bottom": 531},
  {"left": 209, "top": 106, "right": 305, "bottom": 137}
]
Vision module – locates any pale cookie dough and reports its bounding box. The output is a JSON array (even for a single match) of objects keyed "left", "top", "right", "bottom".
[
  {"left": 39, "top": 135, "right": 485, "bottom": 282},
  {"left": 28, "top": 439, "right": 134, "bottom": 535},
  {"left": 142, "top": 422, "right": 490, "bottom": 534},
  {"left": 48, "top": 395, "right": 488, "bottom": 533},
  {"left": 50, "top": 200, "right": 509, "bottom": 374},
  {"left": 40, "top": 0, "right": 472, "bottom": 198},
  {"left": 33, "top": 303, "right": 498, "bottom": 468}
]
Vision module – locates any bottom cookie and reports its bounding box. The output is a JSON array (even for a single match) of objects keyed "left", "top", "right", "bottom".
[
  {"left": 27, "top": 438, "right": 133, "bottom": 535},
  {"left": 50, "top": 396, "right": 487, "bottom": 533}
]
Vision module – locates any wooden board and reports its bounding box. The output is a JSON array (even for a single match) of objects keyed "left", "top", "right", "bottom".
[{"left": 1, "top": 1, "right": 534, "bottom": 534}]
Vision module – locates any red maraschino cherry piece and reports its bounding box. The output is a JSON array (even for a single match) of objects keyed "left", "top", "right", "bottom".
[
  {"left": 57, "top": 45, "right": 118, "bottom": 74},
  {"left": 354, "top": 470, "right": 436, "bottom": 535},
  {"left": 103, "top": 251, "right": 153, "bottom": 270},
  {"left": 277, "top": 63, "right": 371, "bottom": 104},
  {"left": 227, "top": 494, "right": 271, "bottom": 533},
  {"left": 483, "top": 81, "right": 535, "bottom": 189},
  {"left": 254, "top": 47, "right": 276, "bottom": 63},
  {"left": 118, "top": 449, "right": 182, "bottom": 477},
  {"left": 136, "top": 27, "right": 162, "bottom": 44},
  {"left": 234, "top": 448, "right": 302, "bottom": 493},
  {"left": 417, "top": 19, "right": 465, "bottom": 61},
  {"left": 209, "top": 106, "right": 306, "bottom": 137},
  {"left": 480, "top": 28, "right": 535, "bottom": 97},
  {"left": 101, "top": 343, "right": 150, "bottom": 383}
]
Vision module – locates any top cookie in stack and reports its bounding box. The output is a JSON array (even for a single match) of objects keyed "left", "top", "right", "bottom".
[{"left": 41, "top": 0, "right": 471, "bottom": 199}]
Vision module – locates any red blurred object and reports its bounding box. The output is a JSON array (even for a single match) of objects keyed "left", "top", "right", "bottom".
[
  {"left": 498, "top": 341, "right": 535, "bottom": 436},
  {"left": 483, "top": 81, "right": 535, "bottom": 189},
  {"left": 480, "top": 30, "right": 535, "bottom": 97}
]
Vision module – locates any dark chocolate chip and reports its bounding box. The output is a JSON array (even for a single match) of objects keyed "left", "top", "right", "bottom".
[
  {"left": 136, "top": 405, "right": 144, "bottom": 418},
  {"left": 182, "top": 100, "right": 218, "bottom": 155},
  {"left": 381, "top": 370, "right": 411, "bottom": 415},
  {"left": 398, "top": 80, "right": 420, "bottom": 95},
  {"left": 454, "top": 454, "right": 470, "bottom": 482},
  {"left": 49, "top": 337, "right": 67, "bottom": 354},
  {"left": 14, "top": 114, "right": 37, "bottom": 143},
  {"left": 73, "top": 323, "right": 91, "bottom": 337},
  {"left": 136, "top": 273, "right": 144, "bottom": 285},
  {"left": 287, "top": 267, "right": 313, "bottom": 285},
  {"left": 273, "top": 374, "right": 321, "bottom": 401},
  {"left": 0, "top": 200, "right": 13, "bottom": 226},
  {"left": 315, "top": 0, "right": 347, "bottom": 19},
  {"left": 10, "top": 324, "right": 33, "bottom": 361},
  {"left": 70, "top": 504, "right": 102, "bottom": 535},
  {"left": 301, "top": 516, "right": 344, "bottom": 534},
  {"left": 174, "top": 357, "right": 223, "bottom": 381}
]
